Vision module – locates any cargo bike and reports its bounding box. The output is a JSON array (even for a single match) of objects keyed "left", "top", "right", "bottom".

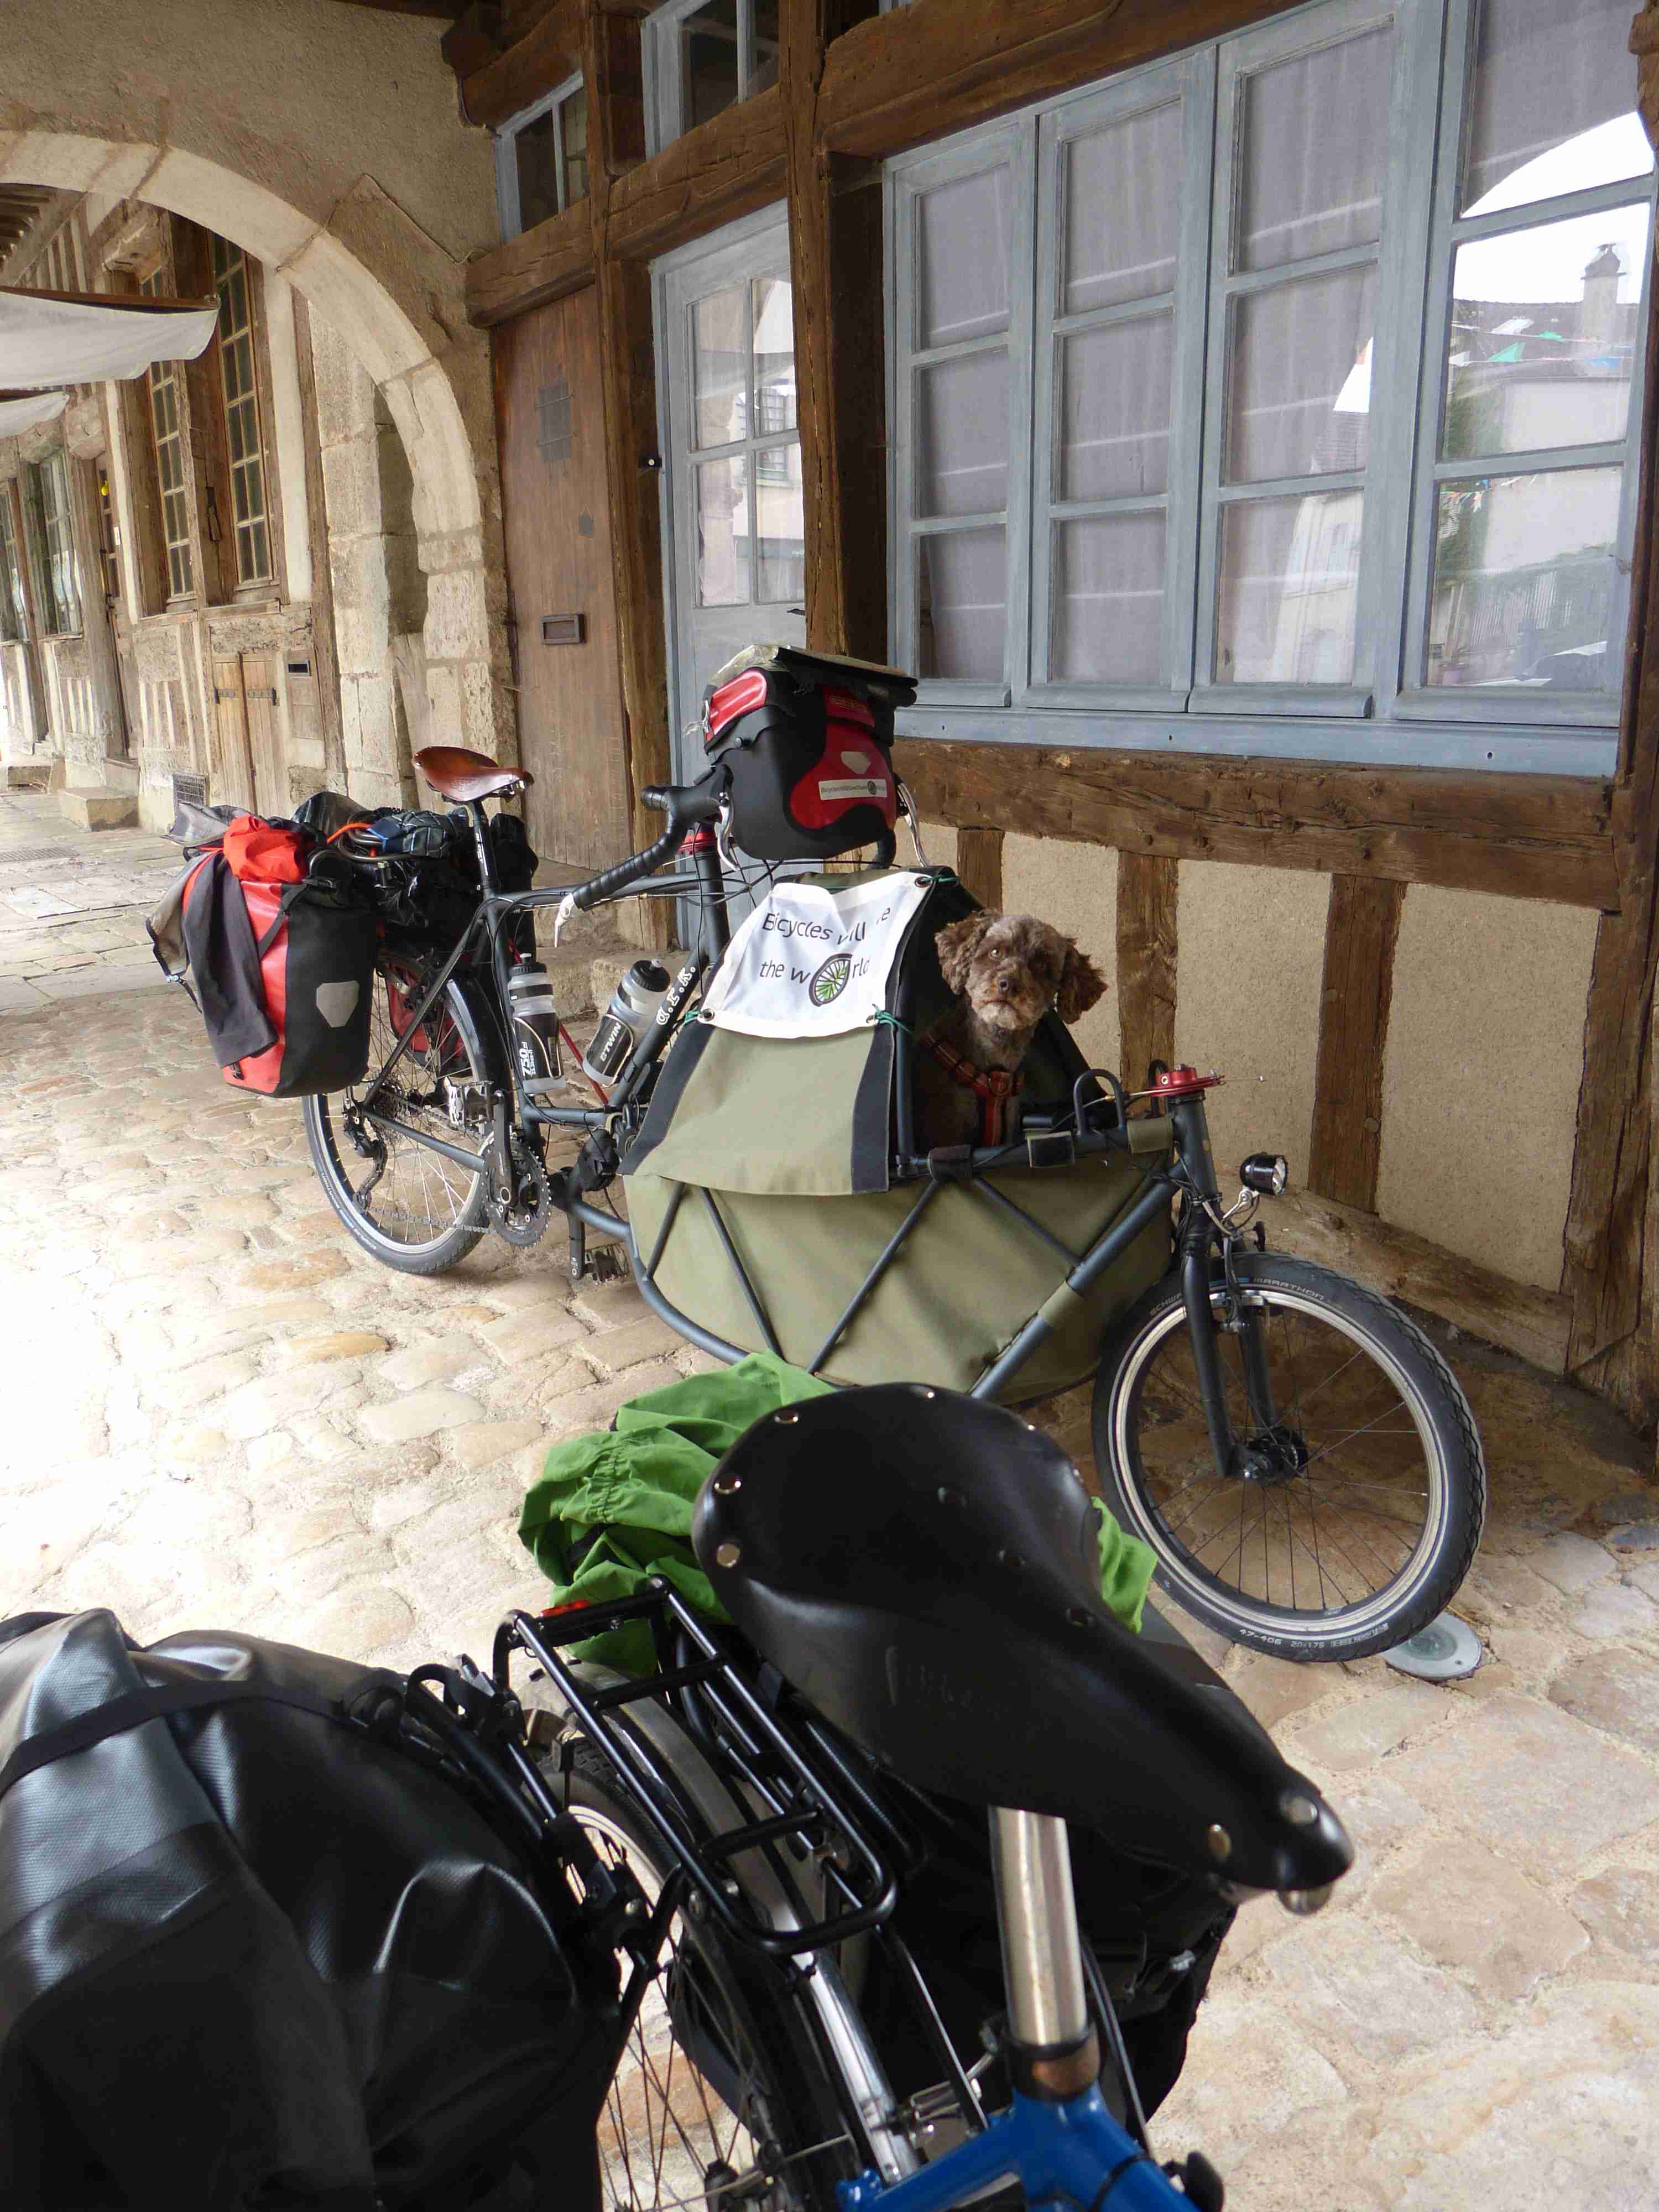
[{"left": 304, "top": 645, "right": 1486, "bottom": 1664}]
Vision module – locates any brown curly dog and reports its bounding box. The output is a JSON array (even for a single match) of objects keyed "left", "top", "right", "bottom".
[{"left": 917, "top": 911, "right": 1108, "bottom": 1147}]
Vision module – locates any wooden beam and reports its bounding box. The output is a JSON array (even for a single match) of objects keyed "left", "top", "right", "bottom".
[
  {"left": 1271, "top": 1187, "right": 1573, "bottom": 1378},
  {"left": 817, "top": 0, "right": 1300, "bottom": 160},
  {"left": 955, "top": 826, "right": 1004, "bottom": 911},
  {"left": 893, "top": 740, "right": 1620, "bottom": 911},
  {"left": 1307, "top": 874, "right": 1406, "bottom": 1212},
  {"left": 1115, "top": 852, "right": 1177, "bottom": 1091},
  {"left": 607, "top": 86, "right": 789, "bottom": 261},
  {"left": 781, "top": 0, "right": 887, "bottom": 660},
  {"left": 291, "top": 291, "right": 347, "bottom": 788},
  {"left": 583, "top": 0, "right": 672, "bottom": 912},
  {"left": 462, "top": 0, "right": 582, "bottom": 127},
  {"left": 466, "top": 200, "right": 595, "bottom": 325},
  {"left": 1559, "top": 34, "right": 1659, "bottom": 1421},
  {"left": 441, "top": 3, "right": 507, "bottom": 80}
]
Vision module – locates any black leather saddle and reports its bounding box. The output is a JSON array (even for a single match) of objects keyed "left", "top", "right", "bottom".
[{"left": 693, "top": 1385, "right": 1352, "bottom": 1896}]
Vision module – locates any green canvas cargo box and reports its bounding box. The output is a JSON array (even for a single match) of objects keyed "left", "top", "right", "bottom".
[{"left": 623, "top": 869, "right": 1172, "bottom": 1402}]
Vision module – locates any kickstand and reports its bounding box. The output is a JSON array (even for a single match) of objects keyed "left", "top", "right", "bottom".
[{"left": 567, "top": 1214, "right": 586, "bottom": 1285}]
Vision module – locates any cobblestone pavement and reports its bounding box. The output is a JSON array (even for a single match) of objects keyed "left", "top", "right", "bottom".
[
  {"left": 4, "top": 930, "right": 1659, "bottom": 2205},
  {"left": 0, "top": 790, "right": 181, "bottom": 1012}
]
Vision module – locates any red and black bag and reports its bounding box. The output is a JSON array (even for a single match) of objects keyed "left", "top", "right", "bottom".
[
  {"left": 702, "top": 645, "right": 916, "bottom": 862},
  {"left": 149, "top": 815, "right": 376, "bottom": 1099}
]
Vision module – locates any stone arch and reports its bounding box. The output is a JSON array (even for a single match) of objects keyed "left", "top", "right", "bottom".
[{"left": 0, "top": 126, "right": 512, "bottom": 768}]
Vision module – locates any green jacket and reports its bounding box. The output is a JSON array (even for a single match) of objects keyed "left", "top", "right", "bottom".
[{"left": 518, "top": 1352, "right": 1156, "bottom": 1676}]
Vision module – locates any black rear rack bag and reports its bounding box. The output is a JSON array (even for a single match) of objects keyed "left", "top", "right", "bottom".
[{"left": 0, "top": 1609, "right": 606, "bottom": 2212}]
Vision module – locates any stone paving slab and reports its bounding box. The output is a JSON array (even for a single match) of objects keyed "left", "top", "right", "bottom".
[
  {"left": 0, "top": 790, "right": 180, "bottom": 1013},
  {"left": 4, "top": 813, "right": 1659, "bottom": 2204}
]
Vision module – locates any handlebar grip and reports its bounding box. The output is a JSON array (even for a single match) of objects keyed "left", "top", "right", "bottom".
[
  {"left": 568, "top": 822, "right": 681, "bottom": 912},
  {"left": 641, "top": 785, "right": 672, "bottom": 813}
]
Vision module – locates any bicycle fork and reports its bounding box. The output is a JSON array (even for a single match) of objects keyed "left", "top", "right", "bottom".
[{"left": 1168, "top": 1094, "right": 1279, "bottom": 1477}]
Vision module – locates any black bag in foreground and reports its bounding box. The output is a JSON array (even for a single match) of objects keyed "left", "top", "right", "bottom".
[{"left": 0, "top": 1610, "right": 611, "bottom": 2212}]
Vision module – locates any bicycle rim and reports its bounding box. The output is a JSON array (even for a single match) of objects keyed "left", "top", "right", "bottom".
[
  {"left": 1108, "top": 1284, "right": 1451, "bottom": 1645},
  {"left": 578, "top": 1804, "right": 825, "bottom": 2212},
  {"left": 314, "top": 957, "right": 485, "bottom": 1254}
]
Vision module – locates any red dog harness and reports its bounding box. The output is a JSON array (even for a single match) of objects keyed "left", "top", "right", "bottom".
[{"left": 921, "top": 1032, "right": 1022, "bottom": 1144}]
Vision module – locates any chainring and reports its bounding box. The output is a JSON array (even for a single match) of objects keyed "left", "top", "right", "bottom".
[{"left": 486, "top": 1133, "right": 551, "bottom": 1247}]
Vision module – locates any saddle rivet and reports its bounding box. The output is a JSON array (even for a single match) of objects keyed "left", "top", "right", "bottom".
[
  {"left": 775, "top": 1410, "right": 799, "bottom": 1426},
  {"left": 1281, "top": 1792, "right": 1320, "bottom": 1828},
  {"left": 713, "top": 1474, "right": 742, "bottom": 1496},
  {"left": 1067, "top": 1606, "right": 1093, "bottom": 1629},
  {"left": 715, "top": 1542, "right": 742, "bottom": 1569},
  {"left": 937, "top": 1486, "right": 964, "bottom": 1508},
  {"left": 1206, "top": 1823, "right": 1232, "bottom": 1863},
  {"left": 997, "top": 1549, "right": 1025, "bottom": 1573},
  {"left": 914, "top": 1385, "right": 937, "bottom": 1398}
]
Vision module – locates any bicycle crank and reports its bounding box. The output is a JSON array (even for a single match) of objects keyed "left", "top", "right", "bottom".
[{"left": 486, "top": 1133, "right": 551, "bottom": 1247}]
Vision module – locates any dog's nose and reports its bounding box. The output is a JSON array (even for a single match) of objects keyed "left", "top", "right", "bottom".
[{"left": 994, "top": 973, "right": 1018, "bottom": 998}]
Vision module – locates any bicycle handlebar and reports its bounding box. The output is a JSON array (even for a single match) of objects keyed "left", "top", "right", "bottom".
[{"left": 564, "top": 770, "right": 726, "bottom": 912}]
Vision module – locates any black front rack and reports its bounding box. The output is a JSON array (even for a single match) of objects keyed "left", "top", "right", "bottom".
[{"left": 496, "top": 1585, "right": 901, "bottom": 1959}]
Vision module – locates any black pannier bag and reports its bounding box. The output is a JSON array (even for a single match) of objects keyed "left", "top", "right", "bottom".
[
  {"left": 703, "top": 643, "right": 917, "bottom": 862},
  {"left": 0, "top": 1610, "right": 609, "bottom": 2212}
]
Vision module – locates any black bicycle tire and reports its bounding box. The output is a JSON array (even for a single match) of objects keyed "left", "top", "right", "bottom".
[
  {"left": 557, "top": 1742, "right": 862, "bottom": 2212},
  {"left": 301, "top": 957, "right": 489, "bottom": 1276},
  {"left": 1091, "top": 1252, "right": 1486, "bottom": 1663}
]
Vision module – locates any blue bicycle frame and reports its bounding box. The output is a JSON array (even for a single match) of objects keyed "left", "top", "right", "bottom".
[{"left": 834, "top": 1808, "right": 1210, "bottom": 2212}]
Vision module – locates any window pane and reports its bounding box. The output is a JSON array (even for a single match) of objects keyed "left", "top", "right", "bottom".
[
  {"left": 697, "top": 453, "right": 750, "bottom": 605},
  {"left": 755, "top": 441, "right": 804, "bottom": 602},
  {"left": 752, "top": 275, "right": 796, "bottom": 435},
  {"left": 917, "top": 166, "right": 1011, "bottom": 347},
  {"left": 1443, "top": 205, "right": 1649, "bottom": 458},
  {"left": 1237, "top": 26, "right": 1393, "bottom": 270},
  {"left": 562, "top": 89, "right": 588, "bottom": 207},
  {"left": 693, "top": 285, "right": 747, "bottom": 447},
  {"left": 1061, "top": 101, "right": 1182, "bottom": 315},
  {"left": 1426, "top": 466, "right": 1620, "bottom": 688},
  {"left": 1226, "top": 265, "right": 1376, "bottom": 483},
  {"left": 1215, "top": 490, "right": 1363, "bottom": 684},
  {"left": 919, "top": 528, "right": 1005, "bottom": 680},
  {"left": 685, "top": 0, "right": 740, "bottom": 128},
  {"left": 750, "top": 0, "right": 780, "bottom": 94},
  {"left": 915, "top": 349, "right": 1009, "bottom": 517},
  {"left": 1051, "top": 513, "right": 1166, "bottom": 684},
  {"left": 514, "top": 108, "right": 561, "bottom": 232},
  {"left": 1057, "top": 314, "right": 1173, "bottom": 500},
  {"left": 1462, "top": 0, "right": 1653, "bottom": 216}
]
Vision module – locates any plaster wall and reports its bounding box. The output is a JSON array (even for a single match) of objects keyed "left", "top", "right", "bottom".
[
  {"left": 1003, "top": 830, "right": 1120, "bottom": 1074},
  {"left": 1175, "top": 860, "right": 1328, "bottom": 1192},
  {"left": 1379, "top": 885, "right": 1598, "bottom": 1290}
]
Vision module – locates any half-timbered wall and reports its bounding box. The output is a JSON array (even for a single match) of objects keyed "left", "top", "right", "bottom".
[{"left": 455, "top": 0, "right": 1659, "bottom": 1428}]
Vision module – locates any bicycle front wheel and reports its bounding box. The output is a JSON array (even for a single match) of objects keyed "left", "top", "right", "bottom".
[{"left": 1092, "top": 1253, "right": 1485, "bottom": 1662}]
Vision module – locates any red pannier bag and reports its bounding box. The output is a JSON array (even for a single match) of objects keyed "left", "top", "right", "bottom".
[
  {"left": 153, "top": 816, "right": 377, "bottom": 1098},
  {"left": 702, "top": 645, "right": 917, "bottom": 862}
]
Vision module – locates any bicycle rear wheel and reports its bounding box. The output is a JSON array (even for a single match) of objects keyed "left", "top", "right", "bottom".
[
  {"left": 1093, "top": 1253, "right": 1486, "bottom": 1662},
  {"left": 302, "top": 950, "right": 490, "bottom": 1275},
  {"left": 559, "top": 1745, "right": 858, "bottom": 2212}
]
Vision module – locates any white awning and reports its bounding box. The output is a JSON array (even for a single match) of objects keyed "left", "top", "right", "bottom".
[
  {"left": 0, "top": 284, "right": 218, "bottom": 392},
  {"left": 0, "top": 389, "right": 69, "bottom": 437}
]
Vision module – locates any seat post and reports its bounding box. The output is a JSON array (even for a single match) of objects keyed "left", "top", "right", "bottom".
[{"left": 989, "top": 1807, "right": 1100, "bottom": 2098}]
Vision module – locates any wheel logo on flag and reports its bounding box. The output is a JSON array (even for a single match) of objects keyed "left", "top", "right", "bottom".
[{"left": 810, "top": 952, "right": 852, "bottom": 1006}]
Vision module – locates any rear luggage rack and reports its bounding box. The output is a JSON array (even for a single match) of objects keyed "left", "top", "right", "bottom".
[{"left": 497, "top": 1587, "right": 900, "bottom": 1957}]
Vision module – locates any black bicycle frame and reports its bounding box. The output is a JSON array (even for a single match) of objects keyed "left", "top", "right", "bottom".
[{"left": 356, "top": 801, "right": 1275, "bottom": 1494}]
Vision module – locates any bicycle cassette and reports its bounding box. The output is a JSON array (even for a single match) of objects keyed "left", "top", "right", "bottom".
[{"left": 486, "top": 1135, "right": 551, "bottom": 1247}]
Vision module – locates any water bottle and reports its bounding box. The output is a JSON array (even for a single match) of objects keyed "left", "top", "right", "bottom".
[
  {"left": 583, "top": 959, "right": 672, "bottom": 1083},
  {"left": 507, "top": 957, "right": 563, "bottom": 1096}
]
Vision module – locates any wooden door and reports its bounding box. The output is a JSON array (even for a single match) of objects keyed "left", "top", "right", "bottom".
[
  {"left": 211, "top": 653, "right": 255, "bottom": 810},
  {"left": 242, "top": 655, "right": 285, "bottom": 815},
  {"left": 493, "top": 286, "right": 631, "bottom": 869}
]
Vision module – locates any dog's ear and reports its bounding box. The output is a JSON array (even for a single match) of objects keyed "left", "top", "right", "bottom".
[
  {"left": 935, "top": 913, "right": 995, "bottom": 995},
  {"left": 1056, "top": 942, "right": 1108, "bottom": 1024}
]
